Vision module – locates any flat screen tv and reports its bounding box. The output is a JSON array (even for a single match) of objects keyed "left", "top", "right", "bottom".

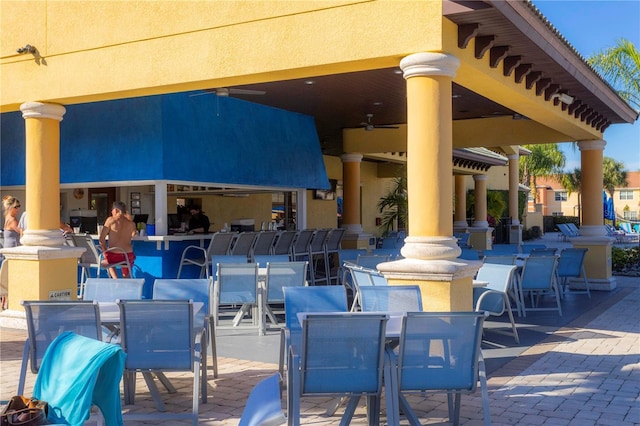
[
  {"left": 168, "top": 213, "right": 180, "bottom": 229},
  {"left": 133, "top": 214, "right": 149, "bottom": 225}
]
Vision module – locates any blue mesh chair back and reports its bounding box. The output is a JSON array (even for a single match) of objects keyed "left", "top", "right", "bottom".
[
  {"left": 118, "top": 299, "right": 205, "bottom": 423},
  {"left": 239, "top": 373, "right": 285, "bottom": 426},
  {"left": 152, "top": 278, "right": 217, "bottom": 378},
  {"left": 266, "top": 261, "right": 308, "bottom": 304},
  {"left": 484, "top": 244, "right": 520, "bottom": 255},
  {"left": 356, "top": 254, "right": 391, "bottom": 270},
  {"left": 83, "top": 278, "right": 144, "bottom": 302},
  {"left": 359, "top": 285, "right": 423, "bottom": 312},
  {"left": 216, "top": 263, "right": 259, "bottom": 305},
  {"left": 254, "top": 254, "right": 290, "bottom": 267},
  {"left": 521, "top": 244, "right": 547, "bottom": 254},
  {"left": 272, "top": 230, "right": 298, "bottom": 256},
  {"left": 230, "top": 232, "right": 259, "bottom": 258},
  {"left": 291, "top": 230, "right": 314, "bottom": 261},
  {"left": 395, "top": 311, "right": 489, "bottom": 426},
  {"left": 474, "top": 263, "right": 520, "bottom": 343},
  {"left": 369, "top": 271, "right": 388, "bottom": 286},
  {"left": 250, "top": 231, "right": 279, "bottom": 259},
  {"left": 211, "top": 254, "right": 248, "bottom": 278},
  {"left": 287, "top": 313, "right": 387, "bottom": 425},
  {"left": 519, "top": 255, "right": 562, "bottom": 316},
  {"left": 280, "top": 286, "right": 347, "bottom": 378},
  {"left": 529, "top": 247, "right": 558, "bottom": 256},
  {"left": 556, "top": 248, "right": 590, "bottom": 297},
  {"left": 459, "top": 248, "right": 481, "bottom": 260},
  {"left": 483, "top": 254, "right": 517, "bottom": 265},
  {"left": 18, "top": 301, "right": 101, "bottom": 395}
]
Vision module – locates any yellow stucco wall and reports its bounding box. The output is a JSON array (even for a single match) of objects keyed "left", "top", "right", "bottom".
[{"left": 1, "top": 0, "right": 443, "bottom": 111}]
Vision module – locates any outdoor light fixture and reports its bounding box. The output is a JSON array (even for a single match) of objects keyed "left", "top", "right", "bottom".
[
  {"left": 552, "top": 93, "right": 575, "bottom": 105},
  {"left": 16, "top": 44, "right": 36, "bottom": 54}
]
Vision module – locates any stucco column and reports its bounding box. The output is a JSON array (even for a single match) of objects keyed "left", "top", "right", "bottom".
[
  {"left": 377, "top": 52, "right": 479, "bottom": 312},
  {"left": 340, "top": 153, "right": 364, "bottom": 233},
  {"left": 468, "top": 174, "right": 493, "bottom": 250},
  {"left": 453, "top": 174, "right": 468, "bottom": 232},
  {"left": 20, "top": 102, "right": 67, "bottom": 247},
  {"left": 570, "top": 139, "right": 615, "bottom": 290},
  {"left": 508, "top": 154, "right": 520, "bottom": 225},
  {"left": 0, "top": 102, "right": 84, "bottom": 324},
  {"left": 472, "top": 175, "right": 488, "bottom": 227}
]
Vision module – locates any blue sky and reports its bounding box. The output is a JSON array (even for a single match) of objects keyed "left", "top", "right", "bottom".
[{"left": 531, "top": 0, "right": 640, "bottom": 172}]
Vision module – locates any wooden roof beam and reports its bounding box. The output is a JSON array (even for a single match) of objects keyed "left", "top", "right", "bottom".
[
  {"left": 475, "top": 35, "right": 495, "bottom": 59},
  {"left": 458, "top": 23, "right": 479, "bottom": 49},
  {"left": 514, "top": 63, "right": 532, "bottom": 83},
  {"left": 489, "top": 46, "right": 510, "bottom": 68},
  {"left": 525, "top": 71, "right": 542, "bottom": 89},
  {"left": 503, "top": 55, "right": 522, "bottom": 77}
]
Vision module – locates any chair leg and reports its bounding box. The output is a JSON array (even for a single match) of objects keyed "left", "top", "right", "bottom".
[
  {"left": 208, "top": 317, "right": 218, "bottom": 379},
  {"left": 478, "top": 354, "right": 492, "bottom": 426},
  {"left": 503, "top": 294, "right": 520, "bottom": 344},
  {"left": 142, "top": 372, "right": 167, "bottom": 412},
  {"left": 17, "top": 340, "right": 29, "bottom": 395}
]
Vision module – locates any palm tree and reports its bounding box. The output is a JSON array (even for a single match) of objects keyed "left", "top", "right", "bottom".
[
  {"left": 602, "top": 157, "right": 628, "bottom": 226},
  {"left": 519, "top": 143, "right": 566, "bottom": 202},
  {"left": 377, "top": 175, "right": 407, "bottom": 236},
  {"left": 560, "top": 168, "right": 582, "bottom": 221},
  {"left": 588, "top": 38, "right": 640, "bottom": 110}
]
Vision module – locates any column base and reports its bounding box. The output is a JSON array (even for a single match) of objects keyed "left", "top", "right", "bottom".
[
  {"left": 571, "top": 236, "right": 615, "bottom": 283},
  {"left": 20, "top": 229, "right": 66, "bottom": 247},
  {"left": 468, "top": 227, "right": 493, "bottom": 251},
  {"left": 341, "top": 231, "right": 375, "bottom": 251},
  {"left": 453, "top": 222, "right": 468, "bottom": 235},
  {"left": 377, "top": 257, "right": 482, "bottom": 311},
  {"left": 401, "top": 236, "right": 461, "bottom": 260}
]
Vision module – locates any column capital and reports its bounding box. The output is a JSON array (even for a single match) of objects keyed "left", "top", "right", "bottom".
[
  {"left": 578, "top": 139, "right": 606, "bottom": 151},
  {"left": 473, "top": 174, "right": 488, "bottom": 182},
  {"left": 341, "top": 153, "right": 363, "bottom": 163},
  {"left": 400, "top": 52, "right": 460, "bottom": 79},
  {"left": 507, "top": 154, "right": 519, "bottom": 160},
  {"left": 20, "top": 102, "right": 66, "bottom": 121}
]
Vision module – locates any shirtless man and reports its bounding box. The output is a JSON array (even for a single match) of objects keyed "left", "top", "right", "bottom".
[{"left": 99, "top": 201, "right": 137, "bottom": 278}]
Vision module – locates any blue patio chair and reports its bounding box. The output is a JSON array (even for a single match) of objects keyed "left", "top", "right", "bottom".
[
  {"left": 291, "top": 230, "right": 314, "bottom": 262},
  {"left": 33, "top": 332, "right": 126, "bottom": 426},
  {"left": 324, "top": 228, "right": 346, "bottom": 284},
  {"left": 213, "top": 263, "right": 262, "bottom": 333},
  {"left": 83, "top": 277, "right": 145, "bottom": 302},
  {"left": 254, "top": 254, "right": 290, "bottom": 267},
  {"left": 391, "top": 311, "right": 490, "bottom": 426},
  {"left": 239, "top": 373, "right": 286, "bottom": 426},
  {"left": 459, "top": 248, "right": 482, "bottom": 260},
  {"left": 118, "top": 299, "right": 205, "bottom": 425},
  {"left": 483, "top": 254, "right": 517, "bottom": 265},
  {"left": 518, "top": 255, "right": 562, "bottom": 317},
  {"left": 230, "top": 232, "right": 259, "bottom": 259},
  {"left": 484, "top": 244, "right": 520, "bottom": 255},
  {"left": 455, "top": 232, "right": 471, "bottom": 248},
  {"left": 338, "top": 249, "right": 367, "bottom": 286},
  {"left": 307, "top": 229, "right": 331, "bottom": 285},
  {"left": 279, "top": 286, "right": 347, "bottom": 379},
  {"left": 556, "top": 248, "right": 590, "bottom": 298},
  {"left": 153, "top": 278, "right": 218, "bottom": 379},
  {"left": 521, "top": 244, "right": 547, "bottom": 254},
  {"left": 176, "top": 231, "right": 235, "bottom": 278},
  {"left": 349, "top": 267, "right": 376, "bottom": 312},
  {"left": 250, "top": 231, "right": 279, "bottom": 261},
  {"left": 287, "top": 313, "right": 388, "bottom": 426},
  {"left": 18, "top": 300, "right": 102, "bottom": 395},
  {"left": 265, "top": 261, "right": 308, "bottom": 326},
  {"left": 475, "top": 263, "right": 520, "bottom": 343},
  {"left": 272, "top": 230, "right": 298, "bottom": 257},
  {"left": 355, "top": 254, "right": 391, "bottom": 270},
  {"left": 211, "top": 254, "right": 248, "bottom": 278},
  {"left": 359, "top": 285, "right": 423, "bottom": 312},
  {"left": 528, "top": 247, "right": 558, "bottom": 256}
]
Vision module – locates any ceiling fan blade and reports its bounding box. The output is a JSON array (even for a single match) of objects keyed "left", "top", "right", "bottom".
[
  {"left": 228, "top": 88, "right": 266, "bottom": 96},
  {"left": 373, "top": 124, "right": 400, "bottom": 129}
]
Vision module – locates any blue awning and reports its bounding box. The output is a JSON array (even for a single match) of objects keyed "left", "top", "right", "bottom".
[{"left": 1, "top": 93, "right": 329, "bottom": 190}]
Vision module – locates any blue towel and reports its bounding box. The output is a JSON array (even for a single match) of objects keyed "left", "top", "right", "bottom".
[{"left": 33, "top": 331, "right": 126, "bottom": 426}]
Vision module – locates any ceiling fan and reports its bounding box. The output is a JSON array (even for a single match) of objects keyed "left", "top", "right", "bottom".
[
  {"left": 359, "top": 113, "right": 399, "bottom": 131},
  {"left": 190, "top": 87, "right": 266, "bottom": 97}
]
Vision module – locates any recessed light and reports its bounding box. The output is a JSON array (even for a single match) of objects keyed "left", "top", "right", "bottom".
[
  {"left": 304, "top": 80, "right": 315, "bottom": 85},
  {"left": 452, "top": 94, "right": 461, "bottom": 99},
  {"left": 373, "top": 102, "right": 383, "bottom": 106},
  {"left": 394, "top": 70, "right": 403, "bottom": 75}
]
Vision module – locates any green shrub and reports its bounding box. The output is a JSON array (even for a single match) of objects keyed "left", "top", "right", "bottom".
[{"left": 612, "top": 246, "right": 639, "bottom": 271}]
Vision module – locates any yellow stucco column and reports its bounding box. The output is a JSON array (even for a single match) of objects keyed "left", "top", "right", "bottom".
[
  {"left": 0, "top": 102, "right": 84, "bottom": 326},
  {"left": 571, "top": 139, "right": 616, "bottom": 291},
  {"left": 340, "top": 153, "right": 372, "bottom": 250},
  {"left": 341, "top": 153, "right": 363, "bottom": 233},
  {"left": 508, "top": 154, "right": 522, "bottom": 244},
  {"left": 377, "top": 52, "right": 479, "bottom": 312},
  {"left": 20, "top": 102, "right": 67, "bottom": 247},
  {"left": 468, "top": 174, "right": 492, "bottom": 251},
  {"left": 453, "top": 174, "right": 468, "bottom": 233}
]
